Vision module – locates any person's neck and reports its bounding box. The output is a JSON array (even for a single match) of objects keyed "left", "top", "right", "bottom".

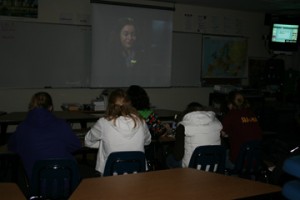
[{"left": 123, "top": 48, "right": 132, "bottom": 55}]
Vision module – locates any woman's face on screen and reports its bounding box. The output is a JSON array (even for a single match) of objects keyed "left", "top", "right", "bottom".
[{"left": 120, "top": 24, "right": 136, "bottom": 49}]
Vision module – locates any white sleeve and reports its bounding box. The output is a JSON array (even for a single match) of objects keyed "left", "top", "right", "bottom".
[
  {"left": 84, "top": 118, "right": 103, "bottom": 148},
  {"left": 143, "top": 122, "right": 152, "bottom": 146}
]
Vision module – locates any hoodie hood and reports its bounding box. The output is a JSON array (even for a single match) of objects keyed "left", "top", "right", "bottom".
[
  {"left": 180, "top": 111, "right": 222, "bottom": 167},
  {"left": 110, "top": 116, "right": 142, "bottom": 140},
  {"left": 181, "top": 111, "right": 216, "bottom": 126},
  {"left": 180, "top": 111, "right": 222, "bottom": 137},
  {"left": 26, "top": 108, "right": 55, "bottom": 127}
]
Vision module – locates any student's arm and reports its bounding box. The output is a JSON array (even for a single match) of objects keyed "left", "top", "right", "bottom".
[
  {"left": 221, "top": 113, "right": 232, "bottom": 137},
  {"left": 7, "top": 124, "right": 25, "bottom": 153},
  {"left": 61, "top": 122, "right": 81, "bottom": 152},
  {"left": 7, "top": 130, "right": 18, "bottom": 153},
  {"left": 173, "top": 124, "right": 185, "bottom": 161},
  {"left": 147, "top": 112, "right": 167, "bottom": 137},
  {"left": 143, "top": 121, "right": 152, "bottom": 146},
  {"left": 84, "top": 119, "right": 102, "bottom": 148}
]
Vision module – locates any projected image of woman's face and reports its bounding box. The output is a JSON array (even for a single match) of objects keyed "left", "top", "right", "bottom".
[
  {"left": 91, "top": 3, "right": 173, "bottom": 87},
  {"left": 120, "top": 25, "right": 136, "bottom": 50}
]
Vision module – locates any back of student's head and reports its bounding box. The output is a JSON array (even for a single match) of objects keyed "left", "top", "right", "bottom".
[
  {"left": 227, "top": 90, "right": 249, "bottom": 109},
  {"left": 28, "top": 92, "right": 53, "bottom": 111},
  {"left": 106, "top": 88, "right": 140, "bottom": 122},
  {"left": 126, "top": 85, "right": 150, "bottom": 110},
  {"left": 177, "top": 102, "right": 204, "bottom": 122},
  {"left": 185, "top": 102, "right": 204, "bottom": 113}
]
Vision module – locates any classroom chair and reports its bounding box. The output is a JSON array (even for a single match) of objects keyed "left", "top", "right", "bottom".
[
  {"left": 103, "top": 151, "right": 146, "bottom": 176},
  {"left": 232, "top": 140, "right": 268, "bottom": 182},
  {"left": 188, "top": 145, "right": 226, "bottom": 174},
  {"left": 29, "top": 158, "right": 81, "bottom": 200},
  {"left": 282, "top": 155, "right": 300, "bottom": 200}
]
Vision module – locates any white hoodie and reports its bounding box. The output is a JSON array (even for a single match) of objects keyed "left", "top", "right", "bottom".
[
  {"left": 180, "top": 111, "right": 222, "bottom": 167},
  {"left": 85, "top": 116, "right": 151, "bottom": 173}
]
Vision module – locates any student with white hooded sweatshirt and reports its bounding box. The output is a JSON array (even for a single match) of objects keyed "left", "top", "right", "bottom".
[
  {"left": 166, "top": 102, "right": 222, "bottom": 168},
  {"left": 85, "top": 89, "right": 151, "bottom": 175}
]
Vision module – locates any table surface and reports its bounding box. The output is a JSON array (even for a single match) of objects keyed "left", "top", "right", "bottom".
[
  {"left": 0, "top": 183, "right": 26, "bottom": 200},
  {"left": 69, "top": 168, "right": 281, "bottom": 200},
  {"left": 0, "top": 111, "right": 99, "bottom": 124},
  {"left": 0, "top": 109, "right": 179, "bottom": 124},
  {"left": 0, "top": 111, "right": 100, "bottom": 144}
]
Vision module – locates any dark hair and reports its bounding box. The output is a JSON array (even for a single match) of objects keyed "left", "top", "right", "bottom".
[
  {"left": 28, "top": 92, "right": 53, "bottom": 110},
  {"left": 126, "top": 85, "right": 150, "bottom": 110},
  {"left": 116, "top": 18, "right": 136, "bottom": 34},
  {"left": 105, "top": 88, "right": 142, "bottom": 127},
  {"left": 185, "top": 102, "right": 204, "bottom": 113},
  {"left": 177, "top": 102, "right": 204, "bottom": 122}
]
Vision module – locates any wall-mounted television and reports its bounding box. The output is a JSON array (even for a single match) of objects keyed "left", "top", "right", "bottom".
[{"left": 269, "top": 22, "right": 299, "bottom": 53}]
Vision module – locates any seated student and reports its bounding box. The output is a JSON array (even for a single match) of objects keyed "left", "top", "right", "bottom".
[
  {"left": 127, "top": 85, "right": 171, "bottom": 169},
  {"left": 221, "top": 90, "right": 263, "bottom": 169},
  {"left": 166, "top": 102, "right": 223, "bottom": 168},
  {"left": 8, "top": 92, "right": 81, "bottom": 180},
  {"left": 84, "top": 88, "right": 151, "bottom": 175},
  {"left": 126, "top": 85, "right": 170, "bottom": 139}
]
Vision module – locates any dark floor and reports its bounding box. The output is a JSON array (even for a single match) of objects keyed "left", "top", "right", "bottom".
[{"left": 236, "top": 192, "right": 286, "bottom": 200}]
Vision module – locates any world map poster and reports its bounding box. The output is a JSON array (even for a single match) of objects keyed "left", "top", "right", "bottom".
[{"left": 201, "top": 35, "right": 248, "bottom": 78}]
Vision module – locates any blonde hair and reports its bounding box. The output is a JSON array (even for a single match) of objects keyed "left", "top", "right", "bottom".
[
  {"left": 228, "top": 90, "right": 249, "bottom": 109},
  {"left": 105, "top": 89, "right": 143, "bottom": 127},
  {"left": 28, "top": 92, "right": 53, "bottom": 111}
]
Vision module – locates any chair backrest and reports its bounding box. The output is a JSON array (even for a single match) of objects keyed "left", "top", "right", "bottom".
[
  {"left": 188, "top": 145, "right": 226, "bottom": 174},
  {"left": 103, "top": 151, "right": 146, "bottom": 176},
  {"left": 234, "top": 140, "right": 262, "bottom": 179},
  {"left": 283, "top": 155, "right": 300, "bottom": 178},
  {"left": 0, "top": 152, "right": 20, "bottom": 182},
  {"left": 282, "top": 155, "right": 300, "bottom": 200},
  {"left": 30, "top": 158, "right": 81, "bottom": 200}
]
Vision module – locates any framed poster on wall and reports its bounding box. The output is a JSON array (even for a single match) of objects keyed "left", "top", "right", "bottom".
[{"left": 201, "top": 35, "right": 248, "bottom": 79}]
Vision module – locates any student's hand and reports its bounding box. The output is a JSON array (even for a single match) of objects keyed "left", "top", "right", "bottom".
[
  {"left": 158, "top": 132, "right": 175, "bottom": 142},
  {"left": 221, "top": 131, "right": 228, "bottom": 138},
  {"left": 163, "top": 123, "right": 172, "bottom": 132}
]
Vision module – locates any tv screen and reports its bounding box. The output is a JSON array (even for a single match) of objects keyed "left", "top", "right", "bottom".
[{"left": 269, "top": 23, "right": 299, "bottom": 52}]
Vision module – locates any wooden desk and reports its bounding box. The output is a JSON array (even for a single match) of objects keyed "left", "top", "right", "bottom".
[
  {"left": 69, "top": 168, "right": 281, "bottom": 200},
  {"left": 0, "top": 183, "right": 26, "bottom": 200},
  {"left": 0, "top": 111, "right": 99, "bottom": 144}
]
